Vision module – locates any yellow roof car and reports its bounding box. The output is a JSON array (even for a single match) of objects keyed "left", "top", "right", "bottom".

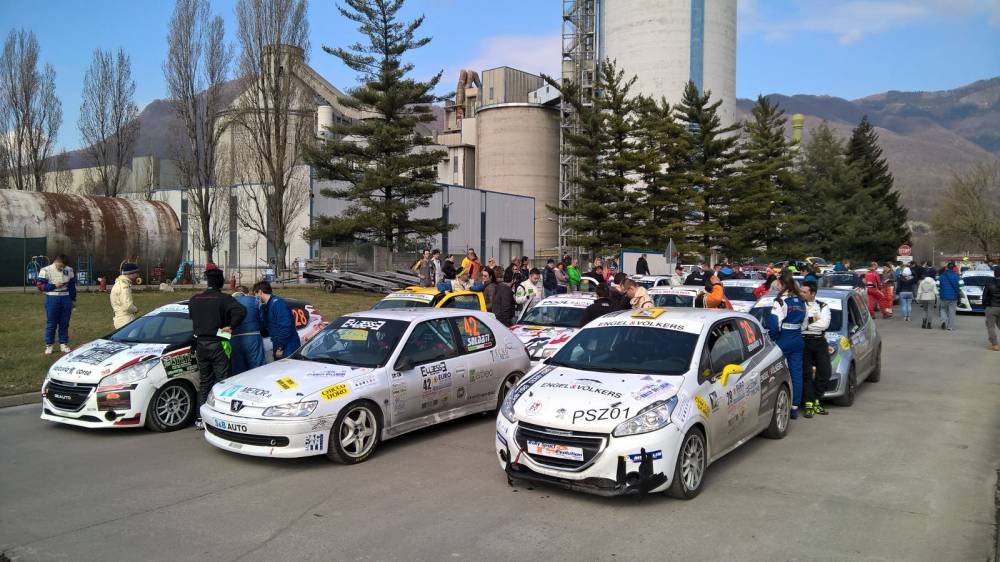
[{"left": 372, "top": 286, "right": 486, "bottom": 312}]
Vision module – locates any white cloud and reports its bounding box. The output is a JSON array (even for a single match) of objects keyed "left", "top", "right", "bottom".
[
  {"left": 739, "top": 0, "right": 1000, "bottom": 44},
  {"left": 445, "top": 33, "right": 561, "bottom": 83}
]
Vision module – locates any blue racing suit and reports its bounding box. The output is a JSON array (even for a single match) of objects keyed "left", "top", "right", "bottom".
[
  {"left": 231, "top": 294, "right": 265, "bottom": 375},
  {"left": 767, "top": 293, "right": 807, "bottom": 407},
  {"left": 36, "top": 264, "right": 76, "bottom": 345},
  {"left": 263, "top": 294, "right": 301, "bottom": 360}
]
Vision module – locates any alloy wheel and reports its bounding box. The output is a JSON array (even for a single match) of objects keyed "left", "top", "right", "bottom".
[
  {"left": 339, "top": 406, "right": 377, "bottom": 458},
  {"left": 154, "top": 385, "right": 191, "bottom": 428},
  {"left": 681, "top": 433, "right": 706, "bottom": 491}
]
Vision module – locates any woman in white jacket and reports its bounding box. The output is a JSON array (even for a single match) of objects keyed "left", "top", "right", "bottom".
[{"left": 916, "top": 273, "right": 938, "bottom": 329}]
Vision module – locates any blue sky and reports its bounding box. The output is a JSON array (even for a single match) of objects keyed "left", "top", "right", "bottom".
[{"left": 2, "top": 0, "right": 998, "bottom": 151}]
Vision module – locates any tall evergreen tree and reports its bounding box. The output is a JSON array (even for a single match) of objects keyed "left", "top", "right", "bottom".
[
  {"left": 543, "top": 59, "right": 646, "bottom": 257},
  {"left": 675, "top": 81, "right": 740, "bottom": 258},
  {"left": 304, "top": 0, "right": 448, "bottom": 263},
  {"left": 727, "top": 96, "right": 804, "bottom": 259},
  {"left": 845, "top": 116, "right": 909, "bottom": 260},
  {"left": 797, "top": 122, "right": 860, "bottom": 259},
  {"left": 633, "top": 95, "right": 697, "bottom": 255}
]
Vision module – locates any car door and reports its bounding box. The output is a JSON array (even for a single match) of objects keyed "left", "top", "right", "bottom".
[
  {"left": 389, "top": 318, "right": 465, "bottom": 430},
  {"left": 698, "top": 320, "right": 748, "bottom": 455},
  {"left": 847, "top": 295, "right": 873, "bottom": 370},
  {"left": 450, "top": 315, "right": 499, "bottom": 406},
  {"left": 438, "top": 292, "right": 485, "bottom": 311}
]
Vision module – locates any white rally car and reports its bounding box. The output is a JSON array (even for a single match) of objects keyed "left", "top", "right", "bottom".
[
  {"left": 959, "top": 270, "right": 993, "bottom": 313},
  {"left": 497, "top": 308, "right": 791, "bottom": 498},
  {"left": 200, "top": 309, "right": 529, "bottom": 463},
  {"left": 721, "top": 279, "right": 761, "bottom": 312},
  {"left": 648, "top": 286, "right": 700, "bottom": 308},
  {"left": 633, "top": 275, "right": 673, "bottom": 290},
  {"left": 511, "top": 293, "right": 597, "bottom": 366},
  {"left": 41, "top": 299, "right": 323, "bottom": 431}
]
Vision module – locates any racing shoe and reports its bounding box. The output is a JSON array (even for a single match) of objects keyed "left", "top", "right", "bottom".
[
  {"left": 60, "top": 344, "right": 71, "bottom": 353},
  {"left": 44, "top": 345, "right": 53, "bottom": 355},
  {"left": 814, "top": 400, "right": 828, "bottom": 415},
  {"left": 789, "top": 406, "right": 799, "bottom": 420},
  {"left": 194, "top": 418, "right": 204, "bottom": 430},
  {"left": 803, "top": 402, "right": 814, "bottom": 418}
]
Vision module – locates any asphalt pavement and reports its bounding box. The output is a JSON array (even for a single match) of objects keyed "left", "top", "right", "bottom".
[{"left": 2, "top": 314, "right": 999, "bottom": 562}]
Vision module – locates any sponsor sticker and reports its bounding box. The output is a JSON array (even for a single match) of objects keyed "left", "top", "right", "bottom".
[
  {"left": 526, "top": 401, "right": 543, "bottom": 416},
  {"left": 342, "top": 318, "right": 388, "bottom": 330},
  {"left": 219, "top": 384, "right": 242, "bottom": 398},
  {"left": 214, "top": 419, "right": 248, "bottom": 432},
  {"left": 352, "top": 373, "right": 378, "bottom": 389},
  {"left": 694, "top": 395, "right": 710, "bottom": 417},
  {"left": 527, "top": 440, "right": 583, "bottom": 461},
  {"left": 631, "top": 308, "right": 666, "bottom": 319},
  {"left": 631, "top": 382, "right": 675, "bottom": 402},
  {"left": 839, "top": 336, "right": 851, "bottom": 351},
  {"left": 276, "top": 377, "right": 298, "bottom": 390},
  {"left": 571, "top": 407, "right": 631, "bottom": 424},
  {"left": 540, "top": 382, "right": 623, "bottom": 399},
  {"left": 320, "top": 383, "right": 350, "bottom": 401},
  {"left": 304, "top": 433, "right": 326, "bottom": 452},
  {"left": 338, "top": 328, "right": 369, "bottom": 341},
  {"left": 626, "top": 450, "right": 664, "bottom": 463},
  {"left": 162, "top": 350, "right": 196, "bottom": 378}
]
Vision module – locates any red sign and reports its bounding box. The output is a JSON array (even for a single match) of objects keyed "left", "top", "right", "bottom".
[{"left": 898, "top": 245, "right": 911, "bottom": 256}]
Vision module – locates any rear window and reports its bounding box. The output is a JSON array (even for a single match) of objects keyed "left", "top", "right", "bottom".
[
  {"left": 652, "top": 293, "right": 694, "bottom": 308},
  {"left": 518, "top": 305, "right": 587, "bottom": 328},
  {"left": 373, "top": 299, "right": 432, "bottom": 310},
  {"left": 723, "top": 286, "right": 757, "bottom": 302}
]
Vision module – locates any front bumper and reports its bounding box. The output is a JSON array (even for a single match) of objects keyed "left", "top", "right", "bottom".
[
  {"left": 200, "top": 404, "right": 331, "bottom": 458},
  {"left": 40, "top": 379, "right": 153, "bottom": 429},
  {"left": 496, "top": 416, "right": 680, "bottom": 496}
]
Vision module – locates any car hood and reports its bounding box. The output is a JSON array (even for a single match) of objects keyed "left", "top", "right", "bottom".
[
  {"left": 512, "top": 365, "right": 684, "bottom": 433},
  {"left": 729, "top": 300, "right": 755, "bottom": 313},
  {"left": 211, "top": 359, "right": 378, "bottom": 408},
  {"left": 510, "top": 325, "right": 579, "bottom": 359},
  {"left": 47, "top": 340, "right": 169, "bottom": 384}
]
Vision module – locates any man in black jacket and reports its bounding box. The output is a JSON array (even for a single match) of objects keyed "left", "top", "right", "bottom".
[
  {"left": 685, "top": 264, "right": 708, "bottom": 286},
  {"left": 542, "top": 259, "right": 558, "bottom": 298},
  {"left": 188, "top": 268, "right": 246, "bottom": 428},
  {"left": 636, "top": 254, "right": 650, "bottom": 276},
  {"left": 492, "top": 272, "right": 516, "bottom": 326},
  {"left": 984, "top": 269, "right": 1000, "bottom": 351},
  {"left": 581, "top": 284, "right": 616, "bottom": 325}
]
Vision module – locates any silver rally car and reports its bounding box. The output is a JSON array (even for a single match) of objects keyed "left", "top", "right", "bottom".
[
  {"left": 751, "top": 288, "right": 881, "bottom": 406},
  {"left": 200, "top": 309, "right": 530, "bottom": 463},
  {"left": 40, "top": 300, "right": 323, "bottom": 431},
  {"left": 498, "top": 308, "right": 791, "bottom": 499}
]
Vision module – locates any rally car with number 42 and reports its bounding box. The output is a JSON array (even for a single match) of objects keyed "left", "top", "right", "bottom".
[
  {"left": 497, "top": 308, "right": 791, "bottom": 499},
  {"left": 200, "top": 309, "right": 529, "bottom": 462},
  {"left": 40, "top": 300, "right": 323, "bottom": 431}
]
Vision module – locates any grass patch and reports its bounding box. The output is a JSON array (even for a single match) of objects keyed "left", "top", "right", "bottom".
[{"left": 0, "top": 286, "right": 380, "bottom": 397}]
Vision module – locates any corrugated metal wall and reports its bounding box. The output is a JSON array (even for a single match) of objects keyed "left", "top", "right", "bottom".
[{"left": 480, "top": 67, "right": 544, "bottom": 107}]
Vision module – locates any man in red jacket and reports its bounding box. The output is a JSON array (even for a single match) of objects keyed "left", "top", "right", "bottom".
[{"left": 864, "top": 262, "right": 883, "bottom": 316}]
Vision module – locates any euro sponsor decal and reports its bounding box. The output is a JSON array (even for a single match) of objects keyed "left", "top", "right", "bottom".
[
  {"left": 571, "top": 407, "right": 631, "bottom": 424},
  {"left": 276, "top": 377, "right": 298, "bottom": 390},
  {"left": 422, "top": 371, "right": 452, "bottom": 393},
  {"left": 627, "top": 450, "right": 663, "bottom": 463},
  {"left": 540, "top": 382, "right": 623, "bottom": 399},
  {"left": 631, "top": 382, "right": 675, "bottom": 402},
  {"left": 320, "top": 383, "right": 350, "bottom": 401},
  {"left": 341, "top": 318, "right": 387, "bottom": 330}
]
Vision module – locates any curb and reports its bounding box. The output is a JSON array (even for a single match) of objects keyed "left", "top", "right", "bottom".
[{"left": 0, "top": 393, "right": 41, "bottom": 409}]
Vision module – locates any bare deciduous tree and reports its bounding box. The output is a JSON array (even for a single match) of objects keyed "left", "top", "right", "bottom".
[
  {"left": 932, "top": 160, "right": 1000, "bottom": 259},
  {"left": 0, "top": 29, "right": 62, "bottom": 191},
  {"left": 164, "top": 0, "right": 232, "bottom": 263},
  {"left": 226, "top": 0, "right": 311, "bottom": 270},
  {"left": 79, "top": 48, "right": 140, "bottom": 197},
  {"left": 47, "top": 149, "right": 74, "bottom": 193}
]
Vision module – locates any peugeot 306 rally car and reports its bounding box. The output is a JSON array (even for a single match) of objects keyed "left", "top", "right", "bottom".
[
  {"left": 41, "top": 299, "right": 323, "bottom": 431},
  {"left": 200, "top": 309, "right": 529, "bottom": 463},
  {"left": 497, "top": 308, "right": 791, "bottom": 499}
]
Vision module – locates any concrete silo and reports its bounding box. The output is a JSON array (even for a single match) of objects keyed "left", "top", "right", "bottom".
[
  {"left": 600, "top": 0, "right": 737, "bottom": 126},
  {"left": 475, "top": 103, "right": 560, "bottom": 254}
]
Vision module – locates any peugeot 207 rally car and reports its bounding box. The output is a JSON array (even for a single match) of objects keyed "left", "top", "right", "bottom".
[
  {"left": 511, "top": 293, "right": 597, "bottom": 366},
  {"left": 497, "top": 308, "right": 791, "bottom": 499},
  {"left": 41, "top": 300, "right": 323, "bottom": 431},
  {"left": 200, "top": 309, "right": 529, "bottom": 463},
  {"left": 721, "top": 279, "right": 761, "bottom": 313},
  {"left": 750, "top": 288, "right": 881, "bottom": 407},
  {"left": 959, "top": 271, "right": 993, "bottom": 313}
]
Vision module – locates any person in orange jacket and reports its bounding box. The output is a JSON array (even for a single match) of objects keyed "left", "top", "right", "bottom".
[{"left": 703, "top": 274, "right": 730, "bottom": 309}]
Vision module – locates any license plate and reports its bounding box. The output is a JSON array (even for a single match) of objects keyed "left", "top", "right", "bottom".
[{"left": 527, "top": 440, "right": 584, "bottom": 461}]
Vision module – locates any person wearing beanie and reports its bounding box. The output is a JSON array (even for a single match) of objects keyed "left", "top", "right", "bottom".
[
  {"left": 896, "top": 266, "right": 916, "bottom": 321},
  {"left": 111, "top": 262, "right": 140, "bottom": 329},
  {"left": 188, "top": 267, "right": 246, "bottom": 429}
]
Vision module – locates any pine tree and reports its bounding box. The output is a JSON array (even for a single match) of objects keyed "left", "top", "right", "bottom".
[
  {"left": 845, "top": 116, "right": 909, "bottom": 260},
  {"left": 303, "top": 0, "right": 448, "bottom": 264},
  {"left": 727, "top": 96, "right": 805, "bottom": 259},
  {"left": 675, "top": 81, "right": 740, "bottom": 258},
  {"left": 797, "top": 122, "right": 860, "bottom": 260},
  {"left": 633, "top": 95, "right": 698, "bottom": 255}
]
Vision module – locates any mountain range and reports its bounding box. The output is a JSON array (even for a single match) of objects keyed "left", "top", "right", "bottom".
[{"left": 61, "top": 77, "right": 999, "bottom": 223}]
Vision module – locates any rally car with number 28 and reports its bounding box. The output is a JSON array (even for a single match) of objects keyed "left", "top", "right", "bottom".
[
  {"left": 40, "top": 300, "right": 323, "bottom": 431},
  {"left": 497, "top": 308, "right": 791, "bottom": 499},
  {"left": 200, "top": 309, "right": 529, "bottom": 463}
]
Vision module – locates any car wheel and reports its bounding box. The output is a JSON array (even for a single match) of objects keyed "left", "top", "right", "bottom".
[
  {"left": 666, "top": 427, "right": 707, "bottom": 500},
  {"left": 496, "top": 371, "right": 523, "bottom": 410},
  {"left": 145, "top": 382, "right": 196, "bottom": 432},
  {"left": 762, "top": 383, "right": 790, "bottom": 439},
  {"left": 326, "top": 401, "right": 381, "bottom": 464},
  {"left": 324, "top": 280, "right": 338, "bottom": 294},
  {"left": 867, "top": 346, "right": 882, "bottom": 383},
  {"left": 834, "top": 364, "right": 857, "bottom": 407}
]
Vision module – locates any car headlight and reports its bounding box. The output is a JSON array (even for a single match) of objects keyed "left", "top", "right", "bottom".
[
  {"left": 98, "top": 360, "right": 157, "bottom": 389},
  {"left": 613, "top": 397, "right": 677, "bottom": 437},
  {"left": 206, "top": 389, "right": 216, "bottom": 408},
  {"left": 500, "top": 389, "right": 517, "bottom": 422},
  {"left": 539, "top": 348, "right": 558, "bottom": 359},
  {"left": 262, "top": 401, "right": 318, "bottom": 417}
]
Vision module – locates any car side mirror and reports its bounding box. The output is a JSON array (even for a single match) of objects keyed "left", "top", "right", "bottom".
[
  {"left": 719, "top": 364, "right": 744, "bottom": 386},
  {"left": 395, "top": 357, "right": 414, "bottom": 372}
]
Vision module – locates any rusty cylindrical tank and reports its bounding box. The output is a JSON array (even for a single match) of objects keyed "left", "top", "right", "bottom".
[{"left": 0, "top": 191, "right": 182, "bottom": 279}]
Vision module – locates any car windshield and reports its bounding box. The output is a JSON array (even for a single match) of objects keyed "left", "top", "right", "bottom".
[
  {"left": 810, "top": 258, "right": 828, "bottom": 265},
  {"left": 963, "top": 276, "right": 994, "bottom": 287},
  {"left": 750, "top": 304, "right": 845, "bottom": 333},
  {"left": 637, "top": 280, "right": 654, "bottom": 289},
  {"left": 107, "top": 312, "right": 192, "bottom": 345},
  {"left": 652, "top": 293, "right": 694, "bottom": 308},
  {"left": 821, "top": 274, "right": 858, "bottom": 287},
  {"left": 547, "top": 326, "right": 697, "bottom": 376},
  {"left": 723, "top": 286, "right": 757, "bottom": 301},
  {"left": 372, "top": 298, "right": 432, "bottom": 310},
  {"left": 519, "top": 305, "right": 587, "bottom": 328},
  {"left": 293, "top": 317, "right": 408, "bottom": 367}
]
